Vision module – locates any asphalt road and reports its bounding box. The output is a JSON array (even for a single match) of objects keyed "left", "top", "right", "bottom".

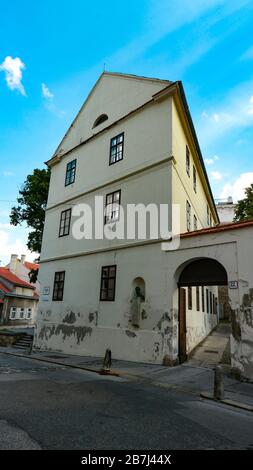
[{"left": 0, "top": 353, "right": 252, "bottom": 450}]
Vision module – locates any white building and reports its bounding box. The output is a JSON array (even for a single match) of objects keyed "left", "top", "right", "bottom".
[
  {"left": 34, "top": 72, "right": 221, "bottom": 364},
  {"left": 216, "top": 197, "right": 235, "bottom": 223}
]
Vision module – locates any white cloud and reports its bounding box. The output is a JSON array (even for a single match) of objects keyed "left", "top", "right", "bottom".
[
  {"left": 42, "top": 83, "right": 54, "bottom": 99},
  {"left": 211, "top": 171, "right": 223, "bottom": 181},
  {"left": 220, "top": 172, "right": 253, "bottom": 202},
  {"left": 0, "top": 223, "right": 13, "bottom": 230},
  {"left": 248, "top": 95, "right": 253, "bottom": 114},
  {"left": 0, "top": 230, "right": 36, "bottom": 266},
  {"left": 2, "top": 170, "right": 14, "bottom": 177},
  {"left": 205, "top": 155, "right": 219, "bottom": 165},
  {"left": 0, "top": 56, "right": 26, "bottom": 95},
  {"left": 205, "top": 158, "right": 214, "bottom": 165},
  {"left": 197, "top": 81, "right": 253, "bottom": 144}
]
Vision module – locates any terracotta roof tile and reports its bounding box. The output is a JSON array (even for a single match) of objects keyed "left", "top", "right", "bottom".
[{"left": 0, "top": 268, "right": 35, "bottom": 289}]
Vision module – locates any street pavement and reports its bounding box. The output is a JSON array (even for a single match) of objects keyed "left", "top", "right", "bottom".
[{"left": 0, "top": 352, "right": 253, "bottom": 450}]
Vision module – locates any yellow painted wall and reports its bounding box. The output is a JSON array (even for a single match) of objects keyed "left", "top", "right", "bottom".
[{"left": 171, "top": 99, "right": 216, "bottom": 232}]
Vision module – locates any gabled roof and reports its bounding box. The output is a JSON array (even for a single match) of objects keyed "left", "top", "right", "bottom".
[
  {"left": 0, "top": 281, "right": 11, "bottom": 293},
  {"left": 49, "top": 71, "right": 172, "bottom": 162},
  {"left": 0, "top": 268, "right": 35, "bottom": 289},
  {"left": 24, "top": 261, "right": 39, "bottom": 271}
]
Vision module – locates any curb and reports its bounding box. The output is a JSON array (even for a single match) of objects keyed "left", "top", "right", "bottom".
[{"left": 200, "top": 391, "right": 253, "bottom": 412}]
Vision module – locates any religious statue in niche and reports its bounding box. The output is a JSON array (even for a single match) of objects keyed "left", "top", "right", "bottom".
[{"left": 130, "top": 281, "right": 145, "bottom": 328}]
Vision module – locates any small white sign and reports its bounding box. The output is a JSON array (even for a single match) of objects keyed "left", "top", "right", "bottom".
[
  {"left": 228, "top": 280, "right": 238, "bottom": 289},
  {"left": 43, "top": 287, "right": 50, "bottom": 295}
]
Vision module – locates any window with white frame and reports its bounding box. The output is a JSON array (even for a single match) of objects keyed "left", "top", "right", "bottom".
[
  {"left": 26, "top": 308, "right": 32, "bottom": 319},
  {"left": 19, "top": 308, "right": 25, "bottom": 319},
  {"left": 104, "top": 190, "right": 121, "bottom": 224},
  {"left": 186, "top": 200, "right": 191, "bottom": 232},
  {"left": 10, "top": 307, "right": 17, "bottom": 319}
]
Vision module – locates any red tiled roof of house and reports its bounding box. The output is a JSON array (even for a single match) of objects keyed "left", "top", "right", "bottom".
[
  {"left": 24, "top": 261, "right": 39, "bottom": 271},
  {"left": 0, "top": 268, "right": 35, "bottom": 289},
  {"left": 181, "top": 218, "right": 253, "bottom": 238},
  {"left": 0, "top": 282, "right": 11, "bottom": 293}
]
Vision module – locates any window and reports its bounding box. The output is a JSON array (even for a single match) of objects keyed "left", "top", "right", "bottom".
[
  {"left": 188, "top": 286, "right": 192, "bottom": 310},
  {"left": 206, "top": 289, "right": 209, "bottom": 313},
  {"left": 109, "top": 133, "right": 124, "bottom": 165},
  {"left": 100, "top": 265, "right": 116, "bottom": 301},
  {"left": 26, "top": 308, "right": 32, "bottom": 319},
  {"left": 104, "top": 190, "right": 121, "bottom": 224},
  {"left": 10, "top": 307, "right": 16, "bottom": 319},
  {"left": 93, "top": 114, "right": 108, "bottom": 128},
  {"left": 213, "top": 294, "right": 215, "bottom": 315},
  {"left": 186, "top": 200, "right": 191, "bottom": 232},
  {"left": 19, "top": 308, "right": 25, "bottom": 319},
  {"left": 207, "top": 205, "right": 210, "bottom": 226},
  {"left": 193, "top": 165, "right": 197, "bottom": 192},
  {"left": 202, "top": 286, "right": 205, "bottom": 312},
  {"left": 59, "top": 209, "right": 71, "bottom": 237},
  {"left": 53, "top": 271, "right": 65, "bottom": 301},
  {"left": 210, "top": 292, "right": 213, "bottom": 314},
  {"left": 186, "top": 145, "right": 190, "bottom": 176},
  {"left": 193, "top": 214, "right": 197, "bottom": 231},
  {"left": 65, "top": 159, "right": 76, "bottom": 186},
  {"left": 196, "top": 286, "right": 200, "bottom": 311}
]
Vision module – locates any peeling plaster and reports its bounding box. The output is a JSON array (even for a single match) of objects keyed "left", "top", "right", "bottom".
[
  {"left": 125, "top": 330, "right": 136, "bottom": 338},
  {"left": 63, "top": 311, "right": 76, "bottom": 324}
]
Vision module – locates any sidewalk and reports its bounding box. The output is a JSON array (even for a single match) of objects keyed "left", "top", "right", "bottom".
[{"left": 0, "top": 345, "right": 253, "bottom": 411}]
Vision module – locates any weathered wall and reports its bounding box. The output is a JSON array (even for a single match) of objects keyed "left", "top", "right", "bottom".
[
  {"left": 185, "top": 285, "right": 218, "bottom": 354},
  {"left": 35, "top": 244, "right": 177, "bottom": 364},
  {"left": 2, "top": 296, "right": 37, "bottom": 325}
]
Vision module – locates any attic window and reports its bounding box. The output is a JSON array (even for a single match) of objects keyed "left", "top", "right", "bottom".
[{"left": 93, "top": 114, "right": 108, "bottom": 128}]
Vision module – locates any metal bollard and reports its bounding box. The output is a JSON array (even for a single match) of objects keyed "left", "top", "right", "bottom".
[
  {"left": 213, "top": 365, "right": 224, "bottom": 400},
  {"left": 102, "top": 348, "right": 112, "bottom": 371}
]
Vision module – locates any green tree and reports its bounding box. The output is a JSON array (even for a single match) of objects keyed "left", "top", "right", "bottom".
[
  {"left": 234, "top": 183, "right": 253, "bottom": 222},
  {"left": 10, "top": 168, "right": 50, "bottom": 282}
]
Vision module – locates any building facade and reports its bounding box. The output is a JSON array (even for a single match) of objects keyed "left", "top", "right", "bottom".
[
  {"left": 34, "top": 72, "right": 219, "bottom": 363},
  {"left": 0, "top": 268, "right": 38, "bottom": 325}
]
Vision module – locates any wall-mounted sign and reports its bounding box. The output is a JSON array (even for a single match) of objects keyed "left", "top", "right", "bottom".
[
  {"left": 228, "top": 281, "right": 238, "bottom": 289},
  {"left": 42, "top": 287, "right": 50, "bottom": 295}
]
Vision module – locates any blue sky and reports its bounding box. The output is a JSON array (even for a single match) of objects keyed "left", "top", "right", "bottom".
[{"left": 0, "top": 0, "right": 253, "bottom": 264}]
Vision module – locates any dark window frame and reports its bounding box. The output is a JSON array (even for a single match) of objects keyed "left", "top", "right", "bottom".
[
  {"left": 100, "top": 265, "right": 117, "bottom": 301},
  {"left": 188, "top": 286, "right": 192, "bottom": 310},
  {"left": 210, "top": 291, "right": 213, "bottom": 314},
  {"left": 186, "top": 145, "right": 190, "bottom": 177},
  {"left": 193, "top": 165, "right": 197, "bottom": 192},
  {"left": 109, "top": 132, "right": 124, "bottom": 165},
  {"left": 193, "top": 214, "right": 197, "bottom": 231},
  {"left": 104, "top": 190, "right": 121, "bottom": 224},
  {"left": 186, "top": 200, "right": 191, "bottom": 232},
  {"left": 196, "top": 286, "right": 200, "bottom": 311},
  {"left": 53, "top": 271, "right": 65, "bottom": 301},
  {"left": 202, "top": 286, "right": 205, "bottom": 312},
  {"left": 206, "top": 289, "right": 209, "bottom": 313},
  {"left": 65, "top": 159, "right": 77, "bottom": 186},
  {"left": 59, "top": 208, "right": 72, "bottom": 237}
]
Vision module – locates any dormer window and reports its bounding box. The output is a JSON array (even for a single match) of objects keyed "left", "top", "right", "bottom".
[{"left": 93, "top": 114, "right": 108, "bottom": 128}]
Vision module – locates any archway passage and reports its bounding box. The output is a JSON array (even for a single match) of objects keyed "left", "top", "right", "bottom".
[
  {"left": 177, "top": 258, "right": 228, "bottom": 363},
  {"left": 178, "top": 258, "right": 228, "bottom": 287}
]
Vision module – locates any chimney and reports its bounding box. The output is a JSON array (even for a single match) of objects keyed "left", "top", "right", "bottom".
[
  {"left": 10, "top": 254, "right": 18, "bottom": 273},
  {"left": 21, "top": 254, "right": 26, "bottom": 264}
]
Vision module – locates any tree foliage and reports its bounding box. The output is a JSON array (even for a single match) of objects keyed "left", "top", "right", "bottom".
[
  {"left": 234, "top": 184, "right": 253, "bottom": 222},
  {"left": 10, "top": 168, "right": 50, "bottom": 280}
]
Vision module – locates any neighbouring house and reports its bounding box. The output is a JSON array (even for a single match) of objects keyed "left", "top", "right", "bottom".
[
  {"left": 34, "top": 71, "right": 222, "bottom": 364},
  {"left": 6, "top": 254, "right": 40, "bottom": 295},
  {"left": 216, "top": 197, "right": 235, "bottom": 224},
  {"left": 0, "top": 267, "right": 38, "bottom": 325}
]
